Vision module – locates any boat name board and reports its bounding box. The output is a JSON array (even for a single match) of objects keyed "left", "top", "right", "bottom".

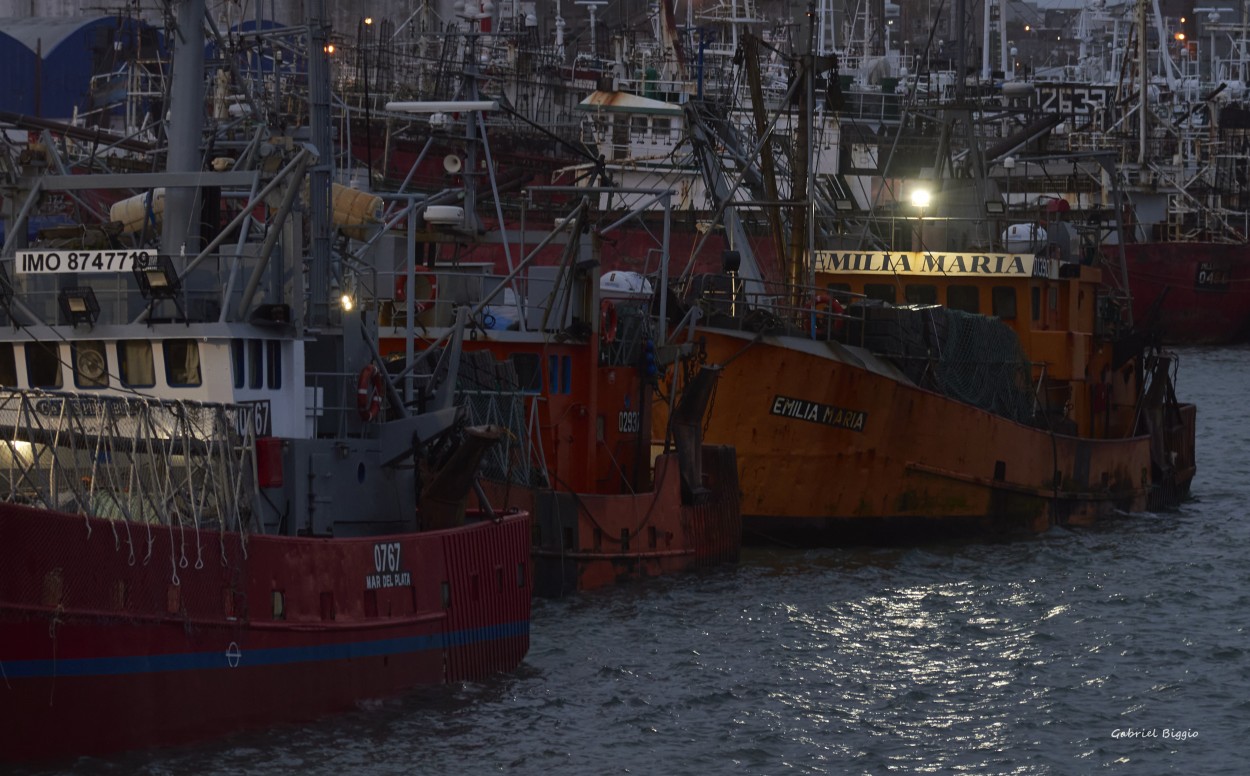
[
  {"left": 813, "top": 251, "right": 1056, "bottom": 279},
  {"left": 15, "top": 249, "right": 156, "bottom": 275},
  {"left": 366, "top": 541, "right": 412, "bottom": 590},
  {"left": 1196, "top": 261, "right": 1231, "bottom": 291},
  {"left": 770, "top": 395, "right": 866, "bottom": 432}
]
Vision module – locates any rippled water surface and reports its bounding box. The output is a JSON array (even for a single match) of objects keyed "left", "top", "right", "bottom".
[{"left": 25, "top": 346, "right": 1250, "bottom": 775}]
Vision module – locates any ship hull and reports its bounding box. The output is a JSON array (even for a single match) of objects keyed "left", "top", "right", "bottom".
[
  {"left": 1115, "top": 242, "right": 1250, "bottom": 344},
  {"left": 0, "top": 505, "right": 531, "bottom": 762},
  {"left": 386, "top": 323, "right": 742, "bottom": 599},
  {"left": 683, "top": 329, "right": 1190, "bottom": 542},
  {"left": 485, "top": 449, "right": 741, "bottom": 597}
]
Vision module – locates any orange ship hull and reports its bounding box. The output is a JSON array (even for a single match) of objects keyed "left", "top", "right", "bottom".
[{"left": 676, "top": 328, "right": 1192, "bottom": 540}]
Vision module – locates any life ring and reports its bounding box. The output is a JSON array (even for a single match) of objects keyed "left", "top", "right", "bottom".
[
  {"left": 814, "top": 294, "right": 846, "bottom": 334},
  {"left": 356, "top": 364, "right": 384, "bottom": 422},
  {"left": 600, "top": 299, "right": 618, "bottom": 345},
  {"left": 395, "top": 274, "right": 438, "bottom": 314}
]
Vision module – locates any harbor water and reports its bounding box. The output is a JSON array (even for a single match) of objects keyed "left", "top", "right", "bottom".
[{"left": 20, "top": 345, "right": 1249, "bottom": 775}]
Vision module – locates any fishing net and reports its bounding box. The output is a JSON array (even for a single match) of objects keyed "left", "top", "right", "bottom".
[
  {"left": 855, "top": 304, "right": 1036, "bottom": 423},
  {"left": 932, "top": 309, "right": 1036, "bottom": 423}
]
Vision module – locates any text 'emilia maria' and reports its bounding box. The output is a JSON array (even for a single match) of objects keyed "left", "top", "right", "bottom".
[
  {"left": 813, "top": 250, "right": 1055, "bottom": 279},
  {"left": 770, "top": 395, "right": 867, "bottom": 432}
]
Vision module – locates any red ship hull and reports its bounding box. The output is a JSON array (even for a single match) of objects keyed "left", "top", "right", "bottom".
[
  {"left": 485, "top": 449, "right": 742, "bottom": 597},
  {"left": 0, "top": 505, "right": 531, "bottom": 763},
  {"left": 1114, "top": 242, "right": 1250, "bottom": 344},
  {"left": 385, "top": 328, "right": 742, "bottom": 599}
]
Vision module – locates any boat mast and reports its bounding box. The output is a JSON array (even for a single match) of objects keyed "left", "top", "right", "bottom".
[
  {"left": 743, "top": 34, "right": 787, "bottom": 291},
  {"left": 981, "top": 0, "right": 991, "bottom": 80},
  {"left": 1138, "top": 0, "right": 1148, "bottom": 166},
  {"left": 788, "top": 0, "right": 816, "bottom": 299},
  {"left": 162, "top": 0, "right": 207, "bottom": 259},
  {"left": 308, "top": 0, "right": 335, "bottom": 328}
]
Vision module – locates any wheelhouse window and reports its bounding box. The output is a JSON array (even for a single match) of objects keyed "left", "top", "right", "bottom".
[
  {"left": 825, "top": 282, "right": 851, "bottom": 296},
  {"left": 864, "top": 283, "right": 897, "bottom": 304},
  {"left": 248, "top": 340, "right": 263, "bottom": 389},
  {"left": 233, "top": 339, "right": 280, "bottom": 389},
  {"left": 653, "top": 117, "right": 672, "bottom": 139},
  {"left": 992, "top": 286, "right": 1017, "bottom": 320},
  {"left": 119, "top": 340, "right": 155, "bottom": 387},
  {"left": 232, "top": 340, "right": 245, "bottom": 388},
  {"left": 164, "top": 340, "right": 202, "bottom": 387},
  {"left": 26, "top": 342, "right": 63, "bottom": 389},
  {"left": 947, "top": 285, "right": 980, "bottom": 313},
  {"left": 509, "top": 352, "right": 542, "bottom": 393},
  {"left": 0, "top": 343, "right": 17, "bottom": 386},
  {"left": 72, "top": 342, "right": 109, "bottom": 389},
  {"left": 547, "top": 354, "right": 572, "bottom": 395},
  {"left": 266, "top": 341, "right": 282, "bottom": 389},
  {"left": 904, "top": 284, "right": 937, "bottom": 305}
]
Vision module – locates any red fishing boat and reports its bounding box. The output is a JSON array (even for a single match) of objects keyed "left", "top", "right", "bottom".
[
  {"left": 1, "top": 502, "right": 529, "bottom": 760},
  {"left": 375, "top": 195, "right": 741, "bottom": 597},
  {"left": 1109, "top": 242, "right": 1250, "bottom": 345},
  {"left": 356, "top": 36, "right": 742, "bottom": 596},
  {"left": 0, "top": 5, "right": 529, "bottom": 763}
]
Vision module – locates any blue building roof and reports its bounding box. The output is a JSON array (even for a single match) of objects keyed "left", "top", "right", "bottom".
[
  {"left": 0, "top": 15, "right": 163, "bottom": 119},
  {"left": 0, "top": 26, "right": 38, "bottom": 114}
]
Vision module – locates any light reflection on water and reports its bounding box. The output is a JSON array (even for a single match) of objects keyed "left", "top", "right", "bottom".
[{"left": 18, "top": 346, "right": 1250, "bottom": 776}]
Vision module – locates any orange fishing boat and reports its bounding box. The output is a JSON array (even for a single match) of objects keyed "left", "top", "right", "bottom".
[
  {"left": 667, "top": 248, "right": 1195, "bottom": 541},
  {"left": 653, "top": 33, "right": 1197, "bottom": 542}
]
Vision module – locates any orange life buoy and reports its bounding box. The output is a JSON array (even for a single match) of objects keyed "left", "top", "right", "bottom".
[
  {"left": 396, "top": 274, "right": 438, "bottom": 311},
  {"left": 600, "top": 299, "right": 618, "bottom": 344},
  {"left": 814, "top": 294, "right": 846, "bottom": 334},
  {"left": 356, "top": 364, "right": 384, "bottom": 422}
]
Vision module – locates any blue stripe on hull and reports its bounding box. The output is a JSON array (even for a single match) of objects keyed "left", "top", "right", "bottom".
[{"left": 2, "top": 621, "right": 529, "bottom": 679}]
